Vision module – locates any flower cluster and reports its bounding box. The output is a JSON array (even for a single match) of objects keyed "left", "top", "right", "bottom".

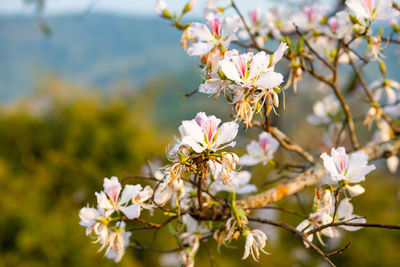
[
  {"left": 297, "top": 147, "right": 375, "bottom": 246},
  {"left": 79, "top": 177, "right": 153, "bottom": 262}
]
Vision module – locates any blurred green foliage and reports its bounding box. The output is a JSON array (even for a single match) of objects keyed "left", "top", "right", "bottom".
[{"left": 0, "top": 75, "right": 399, "bottom": 267}]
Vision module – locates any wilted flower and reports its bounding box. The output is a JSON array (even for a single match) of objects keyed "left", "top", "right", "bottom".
[
  {"left": 179, "top": 112, "right": 239, "bottom": 153},
  {"left": 242, "top": 229, "right": 269, "bottom": 261},
  {"left": 104, "top": 222, "right": 131, "bottom": 262},
  {"left": 241, "top": 132, "right": 279, "bottom": 166},
  {"left": 367, "top": 35, "right": 383, "bottom": 61}
]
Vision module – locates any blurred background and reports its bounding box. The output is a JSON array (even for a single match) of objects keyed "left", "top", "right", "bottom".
[{"left": 0, "top": 0, "right": 399, "bottom": 266}]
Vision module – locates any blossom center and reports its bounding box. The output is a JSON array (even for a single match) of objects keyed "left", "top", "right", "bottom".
[
  {"left": 363, "top": 0, "right": 373, "bottom": 16},
  {"left": 204, "top": 119, "right": 217, "bottom": 143},
  {"left": 259, "top": 138, "right": 268, "bottom": 154},
  {"left": 250, "top": 9, "right": 258, "bottom": 25},
  {"left": 336, "top": 154, "right": 347, "bottom": 174},
  {"left": 209, "top": 18, "right": 220, "bottom": 37},
  {"left": 305, "top": 7, "right": 314, "bottom": 23},
  {"left": 238, "top": 55, "right": 247, "bottom": 79}
]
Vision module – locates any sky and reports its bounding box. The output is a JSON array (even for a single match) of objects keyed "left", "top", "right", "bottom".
[{"left": 0, "top": 0, "right": 272, "bottom": 16}]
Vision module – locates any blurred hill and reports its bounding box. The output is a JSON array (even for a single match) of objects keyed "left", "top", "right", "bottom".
[{"left": 0, "top": 14, "right": 196, "bottom": 102}]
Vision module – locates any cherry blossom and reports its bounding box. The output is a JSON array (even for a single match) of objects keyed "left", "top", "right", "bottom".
[{"left": 241, "top": 132, "right": 279, "bottom": 166}]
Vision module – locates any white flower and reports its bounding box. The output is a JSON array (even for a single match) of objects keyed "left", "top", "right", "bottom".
[
  {"left": 154, "top": 178, "right": 185, "bottom": 206},
  {"left": 198, "top": 70, "right": 230, "bottom": 96},
  {"left": 264, "top": 6, "right": 295, "bottom": 40},
  {"left": 237, "top": 7, "right": 268, "bottom": 47},
  {"left": 335, "top": 198, "right": 366, "bottom": 231},
  {"left": 327, "top": 11, "right": 354, "bottom": 38},
  {"left": 218, "top": 43, "right": 286, "bottom": 90},
  {"left": 370, "top": 79, "right": 400, "bottom": 104},
  {"left": 186, "top": 13, "right": 240, "bottom": 57},
  {"left": 307, "top": 95, "right": 342, "bottom": 126},
  {"left": 240, "top": 132, "right": 279, "bottom": 166},
  {"left": 387, "top": 155, "right": 399, "bottom": 173},
  {"left": 79, "top": 207, "right": 132, "bottom": 262},
  {"left": 209, "top": 170, "right": 257, "bottom": 194},
  {"left": 179, "top": 214, "right": 209, "bottom": 267},
  {"left": 345, "top": 0, "right": 399, "bottom": 21},
  {"left": 297, "top": 190, "right": 365, "bottom": 247},
  {"left": 155, "top": 0, "right": 169, "bottom": 18},
  {"left": 297, "top": 210, "right": 338, "bottom": 247},
  {"left": 241, "top": 229, "right": 268, "bottom": 261},
  {"left": 79, "top": 206, "right": 103, "bottom": 236},
  {"left": 321, "top": 147, "right": 376, "bottom": 187},
  {"left": 371, "top": 121, "right": 398, "bottom": 173},
  {"left": 95, "top": 176, "right": 153, "bottom": 219},
  {"left": 179, "top": 112, "right": 239, "bottom": 153},
  {"left": 104, "top": 222, "right": 131, "bottom": 263},
  {"left": 291, "top": 5, "right": 329, "bottom": 32}
]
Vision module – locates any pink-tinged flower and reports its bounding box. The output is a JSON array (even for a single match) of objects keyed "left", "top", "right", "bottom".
[
  {"left": 241, "top": 229, "right": 268, "bottom": 261},
  {"left": 95, "top": 176, "right": 153, "bottom": 219},
  {"left": 291, "top": 5, "right": 329, "bottom": 32},
  {"left": 179, "top": 112, "right": 239, "bottom": 153},
  {"left": 321, "top": 147, "right": 375, "bottom": 185},
  {"left": 240, "top": 132, "right": 279, "bottom": 166},
  {"left": 307, "top": 95, "right": 341, "bottom": 126},
  {"left": 264, "top": 6, "right": 295, "bottom": 40},
  {"left": 327, "top": 11, "right": 354, "bottom": 38},
  {"left": 184, "top": 13, "right": 240, "bottom": 70},
  {"left": 218, "top": 43, "right": 287, "bottom": 90},
  {"left": 345, "top": 0, "right": 399, "bottom": 21},
  {"left": 237, "top": 7, "right": 268, "bottom": 47}
]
